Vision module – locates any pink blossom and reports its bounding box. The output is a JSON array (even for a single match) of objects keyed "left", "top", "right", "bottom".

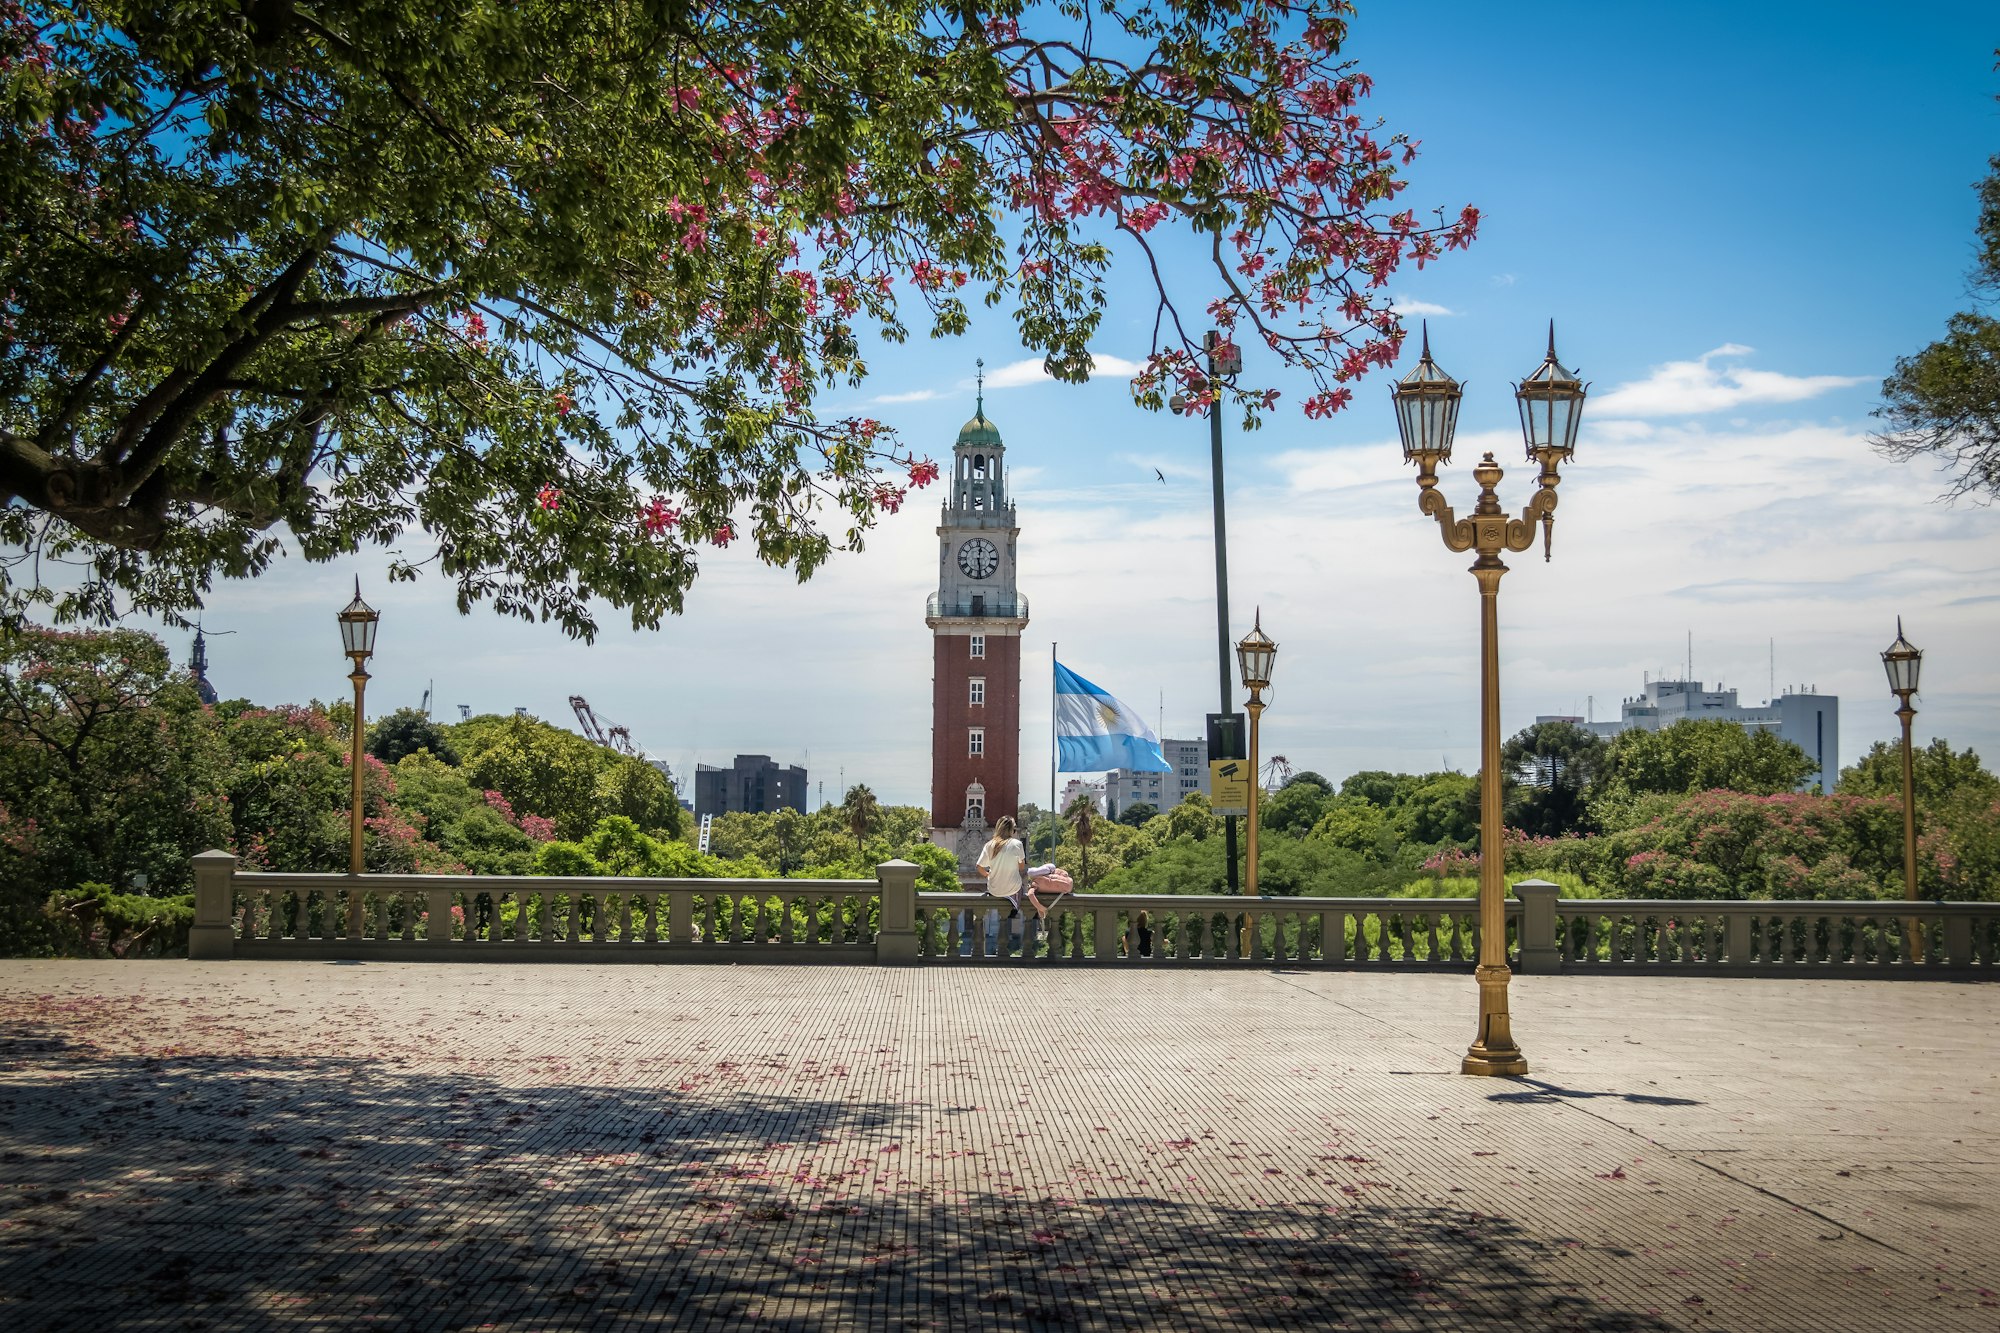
[{"left": 640, "top": 497, "right": 680, "bottom": 536}]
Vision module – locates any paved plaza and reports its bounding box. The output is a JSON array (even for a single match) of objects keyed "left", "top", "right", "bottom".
[{"left": 0, "top": 962, "right": 1994, "bottom": 1331}]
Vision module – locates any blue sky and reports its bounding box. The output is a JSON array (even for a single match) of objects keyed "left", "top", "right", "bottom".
[{"left": 158, "top": 3, "right": 2000, "bottom": 809}]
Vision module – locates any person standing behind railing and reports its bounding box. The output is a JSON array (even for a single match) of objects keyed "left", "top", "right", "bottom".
[{"left": 1123, "top": 909, "right": 1154, "bottom": 959}]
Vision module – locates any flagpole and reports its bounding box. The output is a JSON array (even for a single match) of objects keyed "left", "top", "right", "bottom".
[{"left": 1049, "top": 641, "right": 1058, "bottom": 855}]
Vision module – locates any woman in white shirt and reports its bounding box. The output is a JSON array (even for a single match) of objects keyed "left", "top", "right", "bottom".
[{"left": 975, "top": 815, "right": 1046, "bottom": 920}]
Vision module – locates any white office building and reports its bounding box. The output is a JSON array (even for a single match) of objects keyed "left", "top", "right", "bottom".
[
  {"left": 1059, "top": 777, "right": 1106, "bottom": 817},
  {"left": 1103, "top": 737, "right": 1208, "bottom": 818},
  {"left": 1546, "top": 676, "right": 1840, "bottom": 792}
]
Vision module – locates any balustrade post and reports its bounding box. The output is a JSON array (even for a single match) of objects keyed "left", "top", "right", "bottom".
[
  {"left": 1943, "top": 911, "right": 1972, "bottom": 969},
  {"left": 1094, "top": 906, "right": 1116, "bottom": 961},
  {"left": 1511, "top": 880, "right": 1561, "bottom": 976},
  {"left": 426, "top": 886, "right": 455, "bottom": 943},
  {"left": 875, "top": 860, "right": 920, "bottom": 964},
  {"left": 188, "top": 849, "right": 238, "bottom": 960},
  {"left": 1724, "top": 909, "right": 1752, "bottom": 965}
]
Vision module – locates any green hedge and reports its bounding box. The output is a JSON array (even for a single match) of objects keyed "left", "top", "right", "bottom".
[{"left": 43, "top": 886, "right": 196, "bottom": 957}]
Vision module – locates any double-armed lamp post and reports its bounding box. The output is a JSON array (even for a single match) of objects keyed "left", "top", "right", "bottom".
[
  {"left": 1881, "top": 619, "right": 1924, "bottom": 959},
  {"left": 1235, "top": 612, "right": 1277, "bottom": 949},
  {"left": 1391, "top": 324, "right": 1587, "bottom": 1077},
  {"left": 337, "top": 582, "right": 380, "bottom": 909}
]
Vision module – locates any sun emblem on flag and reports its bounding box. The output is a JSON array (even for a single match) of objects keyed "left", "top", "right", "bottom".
[{"left": 1097, "top": 702, "right": 1120, "bottom": 728}]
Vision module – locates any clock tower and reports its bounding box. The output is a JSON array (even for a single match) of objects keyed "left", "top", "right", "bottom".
[{"left": 927, "top": 368, "right": 1028, "bottom": 865}]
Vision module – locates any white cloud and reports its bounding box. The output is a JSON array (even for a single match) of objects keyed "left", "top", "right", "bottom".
[
  {"left": 980, "top": 353, "right": 1145, "bottom": 390},
  {"left": 1272, "top": 429, "right": 1520, "bottom": 494},
  {"left": 1593, "top": 344, "right": 1867, "bottom": 418},
  {"left": 1390, "top": 295, "right": 1456, "bottom": 317},
  {"left": 870, "top": 388, "right": 942, "bottom": 404}
]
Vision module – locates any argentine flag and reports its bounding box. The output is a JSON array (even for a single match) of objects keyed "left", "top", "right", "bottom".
[{"left": 1055, "top": 661, "right": 1171, "bottom": 773}]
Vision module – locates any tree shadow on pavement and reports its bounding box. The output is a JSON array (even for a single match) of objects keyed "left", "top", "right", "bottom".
[{"left": 0, "top": 1034, "right": 1673, "bottom": 1331}]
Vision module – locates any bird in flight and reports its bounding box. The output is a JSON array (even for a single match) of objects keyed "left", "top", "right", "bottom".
[{"left": 1153, "top": 467, "right": 1166, "bottom": 483}]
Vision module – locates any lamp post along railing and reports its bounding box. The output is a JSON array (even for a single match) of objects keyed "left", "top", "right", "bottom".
[
  {"left": 337, "top": 581, "right": 380, "bottom": 929},
  {"left": 1391, "top": 322, "right": 1586, "bottom": 1077},
  {"left": 1236, "top": 612, "right": 1277, "bottom": 953},
  {"left": 1882, "top": 619, "right": 1924, "bottom": 961}
]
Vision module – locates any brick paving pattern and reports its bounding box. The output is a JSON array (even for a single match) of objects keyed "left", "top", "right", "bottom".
[{"left": 0, "top": 963, "right": 1994, "bottom": 1330}]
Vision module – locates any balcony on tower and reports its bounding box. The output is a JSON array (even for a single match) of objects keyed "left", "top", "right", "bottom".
[{"left": 927, "top": 591, "right": 1029, "bottom": 620}]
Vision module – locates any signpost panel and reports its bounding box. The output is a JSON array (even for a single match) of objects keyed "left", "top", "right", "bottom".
[{"left": 1210, "top": 758, "right": 1251, "bottom": 817}]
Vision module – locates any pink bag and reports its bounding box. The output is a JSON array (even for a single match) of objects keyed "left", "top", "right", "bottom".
[{"left": 1030, "top": 868, "right": 1074, "bottom": 897}]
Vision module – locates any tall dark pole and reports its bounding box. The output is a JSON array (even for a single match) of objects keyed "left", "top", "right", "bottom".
[{"left": 1204, "top": 332, "right": 1240, "bottom": 893}]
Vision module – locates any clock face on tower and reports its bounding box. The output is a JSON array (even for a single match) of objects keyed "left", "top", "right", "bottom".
[{"left": 957, "top": 538, "right": 999, "bottom": 579}]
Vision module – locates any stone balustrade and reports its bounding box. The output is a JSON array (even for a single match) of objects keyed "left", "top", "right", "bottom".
[{"left": 187, "top": 851, "right": 1999, "bottom": 975}]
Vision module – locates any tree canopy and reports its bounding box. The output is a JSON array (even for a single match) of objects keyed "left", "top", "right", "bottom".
[
  {"left": 1597, "top": 719, "right": 1818, "bottom": 803},
  {"left": 0, "top": 624, "right": 229, "bottom": 895},
  {"left": 1838, "top": 737, "right": 1998, "bottom": 811},
  {"left": 1500, "top": 720, "right": 1605, "bottom": 837},
  {"left": 365, "top": 705, "right": 458, "bottom": 766},
  {"left": 1872, "top": 68, "right": 2000, "bottom": 501},
  {"left": 1, "top": 0, "right": 1477, "bottom": 635}
]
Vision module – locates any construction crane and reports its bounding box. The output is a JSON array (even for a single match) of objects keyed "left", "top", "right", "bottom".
[
  {"left": 1260, "top": 754, "right": 1295, "bottom": 792},
  {"left": 569, "top": 695, "right": 637, "bottom": 756}
]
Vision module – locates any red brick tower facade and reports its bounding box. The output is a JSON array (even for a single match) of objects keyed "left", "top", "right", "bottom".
[{"left": 926, "top": 381, "right": 1028, "bottom": 863}]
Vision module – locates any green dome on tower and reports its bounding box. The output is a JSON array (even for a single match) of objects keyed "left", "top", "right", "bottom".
[
  {"left": 956, "top": 409, "right": 1002, "bottom": 447},
  {"left": 956, "top": 357, "right": 1002, "bottom": 446}
]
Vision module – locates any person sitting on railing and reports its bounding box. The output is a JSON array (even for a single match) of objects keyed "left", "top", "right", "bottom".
[{"left": 976, "top": 816, "right": 1047, "bottom": 922}]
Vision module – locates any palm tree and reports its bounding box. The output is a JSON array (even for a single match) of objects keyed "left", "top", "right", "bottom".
[
  {"left": 841, "top": 784, "right": 880, "bottom": 861},
  {"left": 1064, "top": 794, "right": 1096, "bottom": 890}
]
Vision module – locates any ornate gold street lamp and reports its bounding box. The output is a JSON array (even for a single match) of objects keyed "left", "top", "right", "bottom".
[
  {"left": 1881, "top": 619, "right": 1924, "bottom": 960},
  {"left": 1235, "top": 611, "right": 1278, "bottom": 950},
  {"left": 337, "top": 581, "right": 380, "bottom": 919},
  {"left": 1392, "top": 323, "right": 1586, "bottom": 1077}
]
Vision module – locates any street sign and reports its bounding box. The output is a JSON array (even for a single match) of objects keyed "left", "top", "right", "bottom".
[
  {"left": 1209, "top": 758, "right": 1251, "bottom": 817},
  {"left": 1206, "top": 712, "right": 1245, "bottom": 761}
]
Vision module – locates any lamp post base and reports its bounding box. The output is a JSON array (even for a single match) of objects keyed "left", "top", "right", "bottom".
[
  {"left": 1461, "top": 963, "right": 1529, "bottom": 1076},
  {"left": 1461, "top": 1046, "right": 1530, "bottom": 1077}
]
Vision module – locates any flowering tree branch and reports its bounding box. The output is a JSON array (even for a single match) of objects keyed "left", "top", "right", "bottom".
[{"left": 1, "top": 0, "right": 1478, "bottom": 637}]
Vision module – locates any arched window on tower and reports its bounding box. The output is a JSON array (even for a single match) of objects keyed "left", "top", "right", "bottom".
[{"left": 965, "top": 782, "right": 986, "bottom": 825}]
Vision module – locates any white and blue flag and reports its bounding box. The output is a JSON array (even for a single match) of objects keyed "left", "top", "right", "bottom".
[{"left": 1055, "top": 661, "right": 1171, "bottom": 773}]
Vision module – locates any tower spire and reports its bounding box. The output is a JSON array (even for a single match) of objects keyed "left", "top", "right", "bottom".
[{"left": 975, "top": 357, "right": 985, "bottom": 420}]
